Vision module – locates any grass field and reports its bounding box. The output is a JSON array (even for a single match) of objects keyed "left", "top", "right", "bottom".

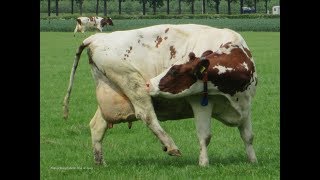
[{"left": 40, "top": 31, "right": 279, "bottom": 179}]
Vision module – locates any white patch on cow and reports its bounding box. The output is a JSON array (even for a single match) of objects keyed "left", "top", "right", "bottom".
[
  {"left": 242, "top": 62, "right": 249, "bottom": 70},
  {"left": 212, "top": 65, "right": 234, "bottom": 74}
]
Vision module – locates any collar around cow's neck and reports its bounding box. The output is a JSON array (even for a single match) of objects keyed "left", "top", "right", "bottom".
[{"left": 201, "top": 70, "right": 208, "bottom": 106}]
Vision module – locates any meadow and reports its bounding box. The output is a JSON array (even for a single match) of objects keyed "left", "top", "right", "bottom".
[{"left": 40, "top": 29, "right": 279, "bottom": 178}]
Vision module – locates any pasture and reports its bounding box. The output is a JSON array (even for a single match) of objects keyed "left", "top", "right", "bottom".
[{"left": 40, "top": 31, "right": 279, "bottom": 179}]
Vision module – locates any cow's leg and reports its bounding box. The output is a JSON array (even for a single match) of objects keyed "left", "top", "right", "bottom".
[
  {"left": 97, "top": 26, "right": 103, "bottom": 32},
  {"left": 238, "top": 111, "right": 257, "bottom": 163},
  {"left": 89, "top": 107, "right": 107, "bottom": 165},
  {"left": 105, "top": 71, "right": 180, "bottom": 156},
  {"left": 188, "top": 96, "right": 213, "bottom": 166},
  {"left": 73, "top": 25, "right": 79, "bottom": 37},
  {"left": 133, "top": 99, "right": 180, "bottom": 156}
]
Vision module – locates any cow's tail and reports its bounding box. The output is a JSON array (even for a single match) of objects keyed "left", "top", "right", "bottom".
[{"left": 63, "top": 42, "right": 89, "bottom": 120}]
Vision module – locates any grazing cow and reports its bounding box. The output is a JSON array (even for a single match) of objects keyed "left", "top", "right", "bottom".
[
  {"left": 73, "top": 16, "right": 113, "bottom": 36},
  {"left": 63, "top": 24, "right": 258, "bottom": 166}
]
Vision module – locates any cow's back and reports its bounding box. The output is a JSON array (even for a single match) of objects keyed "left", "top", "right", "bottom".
[{"left": 84, "top": 24, "right": 245, "bottom": 80}]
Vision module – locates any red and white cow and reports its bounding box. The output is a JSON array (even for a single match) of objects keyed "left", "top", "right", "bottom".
[
  {"left": 148, "top": 41, "right": 258, "bottom": 165},
  {"left": 63, "top": 24, "right": 257, "bottom": 166},
  {"left": 73, "top": 16, "right": 113, "bottom": 36}
]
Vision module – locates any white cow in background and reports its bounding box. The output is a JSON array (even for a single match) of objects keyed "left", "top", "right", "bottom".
[
  {"left": 63, "top": 24, "right": 258, "bottom": 166},
  {"left": 73, "top": 16, "right": 113, "bottom": 37}
]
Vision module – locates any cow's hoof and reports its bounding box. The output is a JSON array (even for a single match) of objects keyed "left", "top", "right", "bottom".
[
  {"left": 94, "top": 160, "right": 106, "bottom": 166},
  {"left": 168, "top": 149, "right": 182, "bottom": 157},
  {"left": 162, "top": 146, "right": 167, "bottom": 152},
  {"left": 199, "top": 160, "right": 209, "bottom": 167},
  {"left": 248, "top": 157, "right": 258, "bottom": 163}
]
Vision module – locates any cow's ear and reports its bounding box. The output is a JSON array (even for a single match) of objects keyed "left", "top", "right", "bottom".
[{"left": 194, "top": 58, "right": 209, "bottom": 79}]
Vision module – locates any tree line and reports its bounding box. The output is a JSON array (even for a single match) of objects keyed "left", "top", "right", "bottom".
[{"left": 43, "top": 0, "right": 273, "bottom": 17}]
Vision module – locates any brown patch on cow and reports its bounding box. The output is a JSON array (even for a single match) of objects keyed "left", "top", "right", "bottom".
[
  {"left": 76, "top": 18, "right": 82, "bottom": 25},
  {"left": 164, "top": 37, "right": 168, "bottom": 40},
  {"left": 201, "top": 50, "right": 213, "bottom": 57},
  {"left": 220, "top": 42, "right": 232, "bottom": 49},
  {"left": 155, "top": 36, "right": 163, "bottom": 48},
  {"left": 189, "top": 52, "right": 196, "bottom": 61},
  {"left": 165, "top": 28, "right": 169, "bottom": 33},
  {"left": 158, "top": 45, "right": 256, "bottom": 96},
  {"left": 101, "top": 17, "right": 114, "bottom": 27},
  {"left": 123, "top": 46, "right": 133, "bottom": 59},
  {"left": 126, "top": 46, "right": 132, "bottom": 54},
  {"left": 142, "top": 43, "right": 151, "bottom": 49},
  {"left": 243, "top": 47, "right": 252, "bottom": 58},
  {"left": 89, "top": 16, "right": 94, "bottom": 21},
  {"left": 205, "top": 47, "right": 255, "bottom": 96},
  {"left": 169, "top": 46, "right": 176, "bottom": 59}
]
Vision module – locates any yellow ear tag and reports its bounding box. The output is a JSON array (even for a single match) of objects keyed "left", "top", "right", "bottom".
[{"left": 199, "top": 66, "right": 206, "bottom": 74}]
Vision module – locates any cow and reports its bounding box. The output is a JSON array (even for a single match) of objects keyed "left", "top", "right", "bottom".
[
  {"left": 63, "top": 24, "right": 258, "bottom": 167},
  {"left": 73, "top": 16, "right": 113, "bottom": 37},
  {"left": 148, "top": 41, "right": 258, "bottom": 165}
]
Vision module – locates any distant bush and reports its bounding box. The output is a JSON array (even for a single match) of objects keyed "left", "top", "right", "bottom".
[
  {"left": 40, "top": 18, "right": 280, "bottom": 32},
  {"left": 40, "top": 13, "right": 280, "bottom": 20}
]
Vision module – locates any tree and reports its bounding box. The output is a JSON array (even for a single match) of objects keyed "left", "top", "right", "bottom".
[
  {"left": 178, "top": 0, "right": 181, "bottom": 14},
  {"left": 240, "top": 0, "right": 244, "bottom": 14},
  {"left": 96, "top": 0, "right": 99, "bottom": 15},
  {"left": 48, "top": 0, "right": 51, "bottom": 16},
  {"left": 225, "top": 0, "right": 237, "bottom": 15},
  {"left": 138, "top": 0, "right": 164, "bottom": 15},
  {"left": 166, "top": 0, "right": 169, "bottom": 14},
  {"left": 75, "top": 0, "right": 84, "bottom": 15},
  {"left": 104, "top": 0, "right": 107, "bottom": 16},
  {"left": 119, "top": 0, "right": 122, "bottom": 15},
  {"left": 71, "top": 0, "right": 74, "bottom": 14},
  {"left": 149, "top": 0, "right": 164, "bottom": 15},
  {"left": 254, "top": 0, "right": 257, "bottom": 12},
  {"left": 213, "top": 0, "right": 221, "bottom": 14},
  {"left": 208, "top": 0, "right": 221, "bottom": 14},
  {"left": 202, "top": 0, "right": 206, "bottom": 14},
  {"left": 142, "top": 0, "right": 146, "bottom": 15},
  {"left": 152, "top": 0, "right": 156, "bottom": 15},
  {"left": 264, "top": 0, "right": 270, "bottom": 13},
  {"left": 55, "top": 0, "right": 59, "bottom": 16},
  {"left": 185, "top": 0, "right": 195, "bottom": 14},
  {"left": 191, "top": 0, "right": 194, "bottom": 14},
  {"left": 244, "top": 0, "right": 253, "bottom": 7}
]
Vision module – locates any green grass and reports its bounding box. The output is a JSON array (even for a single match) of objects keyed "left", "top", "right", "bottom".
[
  {"left": 40, "top": 31, "right": 279, "bottom": 179},
  {"left": 40, "top": 18, "right": 280, "bottom": 32}
]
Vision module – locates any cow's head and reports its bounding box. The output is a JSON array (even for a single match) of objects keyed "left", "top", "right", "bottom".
[
  {"left": 148, "top": 43, "right": 256, "bottom": 98},
  {"left": 148, "top": 52, "right": 210, "bottom": 98},
  {"left": 101, "top": 17, "right": 114, "bottom": 27}
]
